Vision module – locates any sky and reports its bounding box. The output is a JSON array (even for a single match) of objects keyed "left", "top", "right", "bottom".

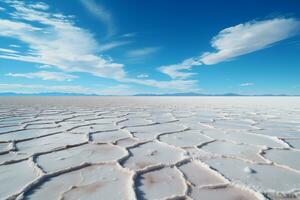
[{"left": 0, "top": 0, "right": 300, "bottom": 95}]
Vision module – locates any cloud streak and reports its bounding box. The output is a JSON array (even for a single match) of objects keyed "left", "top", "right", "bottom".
[
  {"left": 0, "top": 1, "right": 200, "bottom": 92},
  {"left": 239, "top": 82, "right": 254, "bottom": 87},
  {"left": 98, "top": 41, "right": 131, "bottom": 52},
  {"left": 79, "top": 0, "right": 115, "bottom": 36},
  {"left": 0, "top": 0, "right": 125, "bottom": 80},
  {"left": 123, "top": 78, "right": 199, "bottom": 92},
  {"left": 158, "top": 58, "right": 201, "bottom": 79},
  {"left": 158, "top": 17, "right": 300, "bottom": 79},
  {"left": 127, "top": 47, "right": 160, "bottom": 57},
  {"left": 0, "top": 48, "right": 19, "bottom": 54},
  {"left": 6, "top": 71, "right": 78, "bottom": 81},
  {"left": 0, "top": 83, "right": 140, "bottom": 95},
  {"left": 201, "top": 17, "right": 300, "bottom": 65},
  {"left": 121, "top": 32, "right": 137, "bottom": 38},
  {"left": 137, "top": 74, "right": 149, "bottom": 78}
]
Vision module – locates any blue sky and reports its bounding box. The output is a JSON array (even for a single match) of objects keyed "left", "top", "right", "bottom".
[{"left": 0, "top": 0, "right": 300, "bottom": 95}]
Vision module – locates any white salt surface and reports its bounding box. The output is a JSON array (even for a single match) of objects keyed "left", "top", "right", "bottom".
[
  {"left": 263, "top": 149, "right": 300, "bottom": 171},
  {"left": 37, "top": 143, "right": 126, "bottom": 172},
  {"left": 205, "top": 157, "right": 300, "bottom": 192},
  {"left": 26, "top": 164, "right": 135, "bottom": 200},
  {"left": 136, "top": 167, "right": 186, "bottom": 199},
  {"left": 0, "top": 161, "right": 39, "bottom": 199},
  {"left": 123, "top": 141, "right": 184, "bottom": 170},
  {"left": 159, "top": 129, "right": 212, "bottom": 147},
  {"left": 0, "top": 142, "right": 9, "bottom": 152},
  {"left": 92, "top": 129, "right": 131, "bottom": 143},
  {"left": 0, "top": 96, "right": 299, "bottom": 200},
  {"left": 200, "top": 140, "right": 267, "bottom": 162}
]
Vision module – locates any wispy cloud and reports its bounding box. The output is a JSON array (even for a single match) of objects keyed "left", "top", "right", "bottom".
[
  {"left": 79, "top": 0, "right": 115, "bottom": 36},
  {"left": 201, "top": 17, "right": 300, "bottom": 65},
  {"left": 137, "top": 74, "right": 149, "bottom": 78},
  {"left": 158, "top": 17, "right": 300, "bottom": 80},
  {"left": 158, "top": 58, "right": 200, "bottom": 79},
  {"left": 38, "top": 64, "right": 52, "bottom": 69},
  {"left": 0, "top": 48, "right": 19, "bottom": 54},
  {"left": 98, "top": 40, "right": 131, "bottom": 52},
  {"left": 0, "top": 0, "right": 125, "bottom": 80},
  {"left": 6, "top": 71, "right": 78, "bottom": 81},
  {"left": 0, "top": 0, "right": 199, "bottom": 93},
  {"left": 9, "top": 44, "right": 21, "bottom": 48},
  {"left": 0, "top": 83, "right": 94, "bottom": 94},
  {"left": 123, "top": 78, "right": 199, "bottom": 92},
  {"left": 0, "top": 83, "right": 138, "bottom": 95},
  {"left": 239, "top": 82, "right": 255, "bottom": 87},
  {"left": 121, "top": 32, "right": 137, "bottom": 38},
  {"left": 0, "top": 6, "right": 5, "bottom": 11},
  {"left": 28, "top": 2, "right": 49, "bottom": 10},
  {"left": 127, "top": 47, "right": 160, "bottom": 57}
]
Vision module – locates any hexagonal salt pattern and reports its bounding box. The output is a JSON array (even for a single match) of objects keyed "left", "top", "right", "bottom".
[
  {"left": 205, "top": 157, "right": 300, "bottom": 193},
  {"left": 0, "top": 161, "right": 39, "bottom": 199},
  {"left": 122, "top": 141, "right": 184, "bottom": 170},
  {"left": 136, "top": 167, "right": 186, "bottom": 199},
  {"left": 26, "top": 164, "right": 135, "bottom": 200},
  {"left": 0, "top": 96, "right": 300, "bottom": 199},
  {"left": 263, "top": 149, "right": 300, "bottom": 172},
  {"left": 37, "top": 143, "right": 126, "bottom": 172}
]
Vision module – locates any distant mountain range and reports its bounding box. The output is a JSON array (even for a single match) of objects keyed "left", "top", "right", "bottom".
[
  {"left": 134, "top": 92, "right": 299, "bottom": 96},
  {"left": 0, "top": 92, "right": 299, "bottom": 96},
  {"left": 135, "top": 92, "right": 242, "bottom": 96}
]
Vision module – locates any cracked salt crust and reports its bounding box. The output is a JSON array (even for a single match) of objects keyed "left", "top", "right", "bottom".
[
  {"left": 25, "top": 164, "right": 135, "bottom": 200},
  {"left": 263, "top": 149, "right": 300, "bottom": 172},
  {"left": 159, "top": 130, "right": 212, "bottom": 148},
  {"left": 0, "top": 160, "right": 39, "bottom": 199},
  {"left": 122, "top": 141, "right": 185, "bottom": 171},
  {"left": 92, "top": 129, "right": 132, "bottom": 143},
  {"left": 37, "top": 143, "right": 126, "bottom": 172},
  {"left": 0, "top": 96, "right": 299, "bottom": 200},
  {"left": 136, "top": 167, "right": 186, "bottom": 199},
  {"left": 205, "top": 157, "right": 300, "bottom": 193}
]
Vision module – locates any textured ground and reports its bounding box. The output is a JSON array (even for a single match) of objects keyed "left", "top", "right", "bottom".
[{"left": 0, "top": 97, "right": 299, "bottom": 200}]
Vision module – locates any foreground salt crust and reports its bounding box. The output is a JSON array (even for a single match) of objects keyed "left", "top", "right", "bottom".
[{"left": 0, "top": 97, "right": 299, "bottom": 200}]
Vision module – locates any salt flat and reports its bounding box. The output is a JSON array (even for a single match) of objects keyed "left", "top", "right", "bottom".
[{"left": 0, "top": 97, "right": 299, "bottom": 200}]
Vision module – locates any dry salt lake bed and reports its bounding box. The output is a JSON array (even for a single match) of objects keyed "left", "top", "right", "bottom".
[{"left": 0, "top": 97, "right": 300, "bottom": 200}]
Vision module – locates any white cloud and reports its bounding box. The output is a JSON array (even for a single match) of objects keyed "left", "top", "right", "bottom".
[
  {"left": 29, "top": 2, "right": 49, "bottom": 10},
  {"left": 159, "top": 64, "right": 193, "bottom": 79},
  {"left": 0, "top": 48, "right": 19, "bottom": 54},
  {"left": 0, "top": 82, "right": 200, "bottom": 95},
  {"left": 79, "top": 0, "right": 115, "bottom": 36},
  {"left": 239, "top": 82, "right": 254, "bottom": 87},
  {"left": 158, "top": 57, "right": 201, "bottom": 79},
  {"left": 137, "top": 74, "right": 149, "bottom": 78},
  {"left": 127, "top": 47, "right": 160, "bottom": 57},
  {"left": 158, "top": 17, "right": 300, "bottom": 80},
  {"left": 0, "top": 6, "right": 5, "bottom": 11},
  {"left": 121, "top": 32, "right": 136, "bottom": 38},
  {"left": 201, "top": 17, "right": 300, "bottom": 65},
  {"left": 0, "top": 83, "right": 138, "bottom": 95},
  {"left": 0, "top": 83, "right": 93, "bottom": 94},
  {"left": 38, "top": 64, "right": 52, "bottom": 69},
  {"left": 98, "top": 41, "right": 131, "bottom": 52},
  {"left": 0, "top": 0, "right": 125, "bottom": 80},
  {"left": 6, "top": 71, "right": 78, "bottom": 81},
  {"left": 123, "top": 78, "right": 199, "bottom": 91},
  {"left": 9, "top": 44, "right": 21, "bottom": 48},
  {"left": 0, "top": 0, "right": 200, "bottom": 93},
  {"left": 93, "top": 84, "right": 137, "bottom": 95}
]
